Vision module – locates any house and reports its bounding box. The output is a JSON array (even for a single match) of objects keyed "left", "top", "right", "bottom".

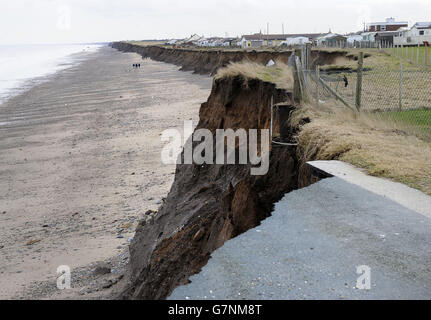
[
  {"left": 241, "top": 33, "right": 322, "bottom": 48},
  {"left": 165, "top": 39, "right": 178, "bottom": 45},
  {"left": 394, "top": 22, "right": 431, "bottom": 46},
  {"left": 375, "top": 31, "right": 400, "bottom": 45},
  {"left": 367, "top": 18, "right": 408, "bottom": 32},
  {"left": 361, "top": 32, "right": 377, "bottom": 42},
  {"left": 316, "top": 33, "right": 347, "bottom": 47},
  {"left": 181, "top": 34, "right": 203, "bottom": 45},
  {"left": 282, "top": 36, "right": 311, "bottom": 47},
  {"left": 346, "top": 34, "right": 362, "bottom": 44},
  {"left": 240, "top": 34, "right": 286, "bottom": 48}
]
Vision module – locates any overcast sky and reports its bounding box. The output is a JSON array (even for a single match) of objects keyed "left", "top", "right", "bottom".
[{"left": 1, "top": 0, "right": 431, "bottom": 44}]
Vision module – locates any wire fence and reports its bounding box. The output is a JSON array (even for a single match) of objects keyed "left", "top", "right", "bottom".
[
  {"left": 298, "top": 57, "right": 431, "bottom": 141},
  {"left": 383, "top": 45, "right": 431, "bottom": 67}
]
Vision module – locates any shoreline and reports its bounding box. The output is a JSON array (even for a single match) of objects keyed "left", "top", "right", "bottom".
[
  {"left": 0, "top": 44, "right": 103, "bottom": 106},
  {"left": 0, "top": 46, "right": 212, "bottom": 299}
]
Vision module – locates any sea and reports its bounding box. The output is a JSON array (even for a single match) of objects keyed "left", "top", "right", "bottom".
[{"left": 0, "top": 43, "right": 104, "bottom": 105}]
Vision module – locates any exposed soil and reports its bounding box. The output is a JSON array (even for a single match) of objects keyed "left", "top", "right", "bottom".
[
  {"left": 120, "top": 75, "right": 320, "bottom": 299},
  {"left": 0, "top": 47, "right": 212, "bottom": 299},
  {"left": 108, "top": 43, "right": 339, "bottom": 300},
  {"left": 111, "top": 43, "right": 355, "bottom": 76}
]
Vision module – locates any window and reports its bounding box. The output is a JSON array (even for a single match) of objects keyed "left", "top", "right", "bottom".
[
  {"left": 419, "top": 30, "right": 425, "bottom": 35},
  {"left": 381, "top": 25, "right": 387, "bottom": 31}
]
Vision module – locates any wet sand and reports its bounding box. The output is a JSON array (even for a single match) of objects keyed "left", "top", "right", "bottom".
[{"left": 0, "top": 46, "right": 212, "bottom": 299}]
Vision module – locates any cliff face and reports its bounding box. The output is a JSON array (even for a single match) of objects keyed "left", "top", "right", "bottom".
[
  {"left": 111, "top": 43, "right": 327, "bottom": 299},
  {"left": 121, "top": 76, "right": 321, "bottom": 299},
  {"left": 111, "top": 43, "right": 293, "bottom": 75},
  {"left": 111, "top": 43, "right": 353, "bottom": 76}
]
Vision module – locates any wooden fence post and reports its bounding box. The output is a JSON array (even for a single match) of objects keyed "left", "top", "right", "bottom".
[
  {"left": 306, "top": 43, "right": 311, "bottom": 70},
  {"left": 417, "top": 44, "right": 420, "bottom": 64},
  {"left": 355, "top": 52, "right": 364, "bottom": 111},
  {"left": 399, "top": 63, "right": 403, "bottom": 110},
  {"left": 315, "top": 65, "right": 320, "bottom": 105}
]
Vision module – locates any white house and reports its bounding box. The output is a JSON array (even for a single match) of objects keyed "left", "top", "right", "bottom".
[
  {"left": 282, "top": 36, "right": 311, "bottom": 46},
  {"left": 346, "top": 35, "right": 363, "bottom": 44},
  {"left": 165, "top": 39, "right": 178, "bottom": 45},
  {"left": 361, "top": 32, "right": 377, "bottom": 42},
  {"left": 394, "top": 22, "right": 431, "bottom": 46}
]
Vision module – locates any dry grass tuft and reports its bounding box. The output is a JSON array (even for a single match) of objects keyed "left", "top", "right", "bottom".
[
  {"left": 215, "top": 61, "right": 294, "bottom": 90},
  {"left": 295, "top": 104, "right": 431, "bottom": 195}
]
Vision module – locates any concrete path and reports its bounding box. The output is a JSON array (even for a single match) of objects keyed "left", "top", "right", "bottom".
[{"left": 169, "top": 161, "right": 431, "bottom": 300}]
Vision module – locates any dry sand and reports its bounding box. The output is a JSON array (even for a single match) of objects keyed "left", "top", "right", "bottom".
[{"left": 0, "top": 46, "right": 212, "bottom": 299}]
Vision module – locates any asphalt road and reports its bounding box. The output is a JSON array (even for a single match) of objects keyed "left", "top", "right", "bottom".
[{"left": 169, "top": 165, "right": 431, "bottom": 300}]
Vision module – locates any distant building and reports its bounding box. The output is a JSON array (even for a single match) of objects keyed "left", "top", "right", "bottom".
[
  {"left": 316, "top": 33, "right": 347, "bottom": 47},
  {"left": 394, "top": 22, "right": 431, "bottom": 46},
  {"left": 281, "top": 37, "right": 311, "bottom": 47},
  {"left": 367, "top": 18, "right": 408, "bottom": 32},
  {"left": 361, "top": 32, "right": 377, "bottom": 43},
  {"left": 346, "top": 34, "right": 362, "bottom": 44},
  {"left": 240, "top": 33, "right": 322, "bottom": 48},
  {"left": 181, "top": 34, "right": 203, "bottom": 45}
]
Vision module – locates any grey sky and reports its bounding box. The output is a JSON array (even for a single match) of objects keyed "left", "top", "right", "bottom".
[{"left": 1, "top": 0, "right": 431, "bottom": 44}]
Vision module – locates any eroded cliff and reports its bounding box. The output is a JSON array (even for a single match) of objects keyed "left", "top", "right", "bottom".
[
  {"left": 111, "top": 43, "right": 353, "bottom": 76},
  {"left": 111, "top": 43, "right": 327, "bottom": 299}
]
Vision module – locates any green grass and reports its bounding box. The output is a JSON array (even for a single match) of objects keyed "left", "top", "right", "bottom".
[
  {"left": 383, "top": 46, "right": 431, "bottom": 67},
  {"left": 386, "top": 109, "right": 431, "bottom": 125},
  {"left": 378, "top": 109, "right": 431, "bottom": 140}
]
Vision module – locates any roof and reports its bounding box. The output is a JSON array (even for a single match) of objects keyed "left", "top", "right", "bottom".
[
  {"left": 184, "top": 34, "right": 202, "bottom": 42},
  {"left": 367, "top": 18, "right": 408, "bottom": 26},
  {"left": 361, "top": 32, "right": 377, "bottom": 36},
  {"left": 374, "top": 30, "right": 402, "bottom": 35},
  {"left": 316, "top": 33, "right": 346, "bottom": 41},
  {"left": 413, "top": 22, "right": 431, "bottom": 29},
  {"left": 242, "top": 33, "right": 323, "bottom": 41}
]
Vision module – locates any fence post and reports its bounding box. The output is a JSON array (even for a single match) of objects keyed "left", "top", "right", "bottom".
[
  {"left": 315, "top": 65, "right": 320, "bottom": 105},
  {"left": 417, "top": 44, "right": 420, "bottom": 64},
  {"left": 399, "top": 63, "right": 403, "bottom": 110},
  {"left": 425, "top": 45, "right": 429, "bottom": 66},
  {"left": 270, "top": 95, "right": 273, "bottom": 141},
  {"left": 355, "top": 52, "right": 364, "bottom": 111}
]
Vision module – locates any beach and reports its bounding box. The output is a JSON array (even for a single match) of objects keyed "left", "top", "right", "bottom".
[{"left": 0, "top": 46, "right": 212, "bottom": 299}]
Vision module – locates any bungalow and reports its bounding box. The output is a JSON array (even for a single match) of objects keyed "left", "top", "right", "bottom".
[
  {"left": 240, "top": 34, "right": 286, "bottom": 48},
  {"left": 375, "top": 31, "right": 400, "bottom": 45},
  {"left": 316, "top": 33, "right": 347, "bottom": 47},
  {"left": 394, "top": 22, "right": 431, "bottom": 46},
  {"left": 361, "top": 32, "right": 377, "bottom": 43},
  {"left": 282, "top": 37, "right": 311, "bottom": 47},
  {"left": 181, "top": 34, "right": 203, "bottom": 45},
  {"left": 346, "top": 34, "right": 362, "bottom": 44},
  {"left": 165, "top": 39, "right": 178, "bottom": 45},
  {"left": 367, "top": 18, "right": 408, "bottom": 32},
  {"left": 241, "top": 33, "right": 322, "bottom": 48}
]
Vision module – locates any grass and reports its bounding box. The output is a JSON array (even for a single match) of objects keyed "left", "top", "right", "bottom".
[
  {"left": 317, "top": 47, "right": 431, "bottom": 72},
  {"left": 314, "top": 48, "right": 431, "bottom": 142},
  {"left": 378, "top": 109, "right": 431, "bottom": 140},
  {"left": 383, "top": 109, "right": 431, "bottom": 126},
  {"left": 294, "top": 103, "right": 431, "bottom": 196},
  {"left": 215, "top": 61, "right": 294, "bottom": 90},
  {"left": 385, "top": 46, "right": 431, "bottom": 66},
  {"left": 128, "top": 41, "right": 166, "bottom": 46}
]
